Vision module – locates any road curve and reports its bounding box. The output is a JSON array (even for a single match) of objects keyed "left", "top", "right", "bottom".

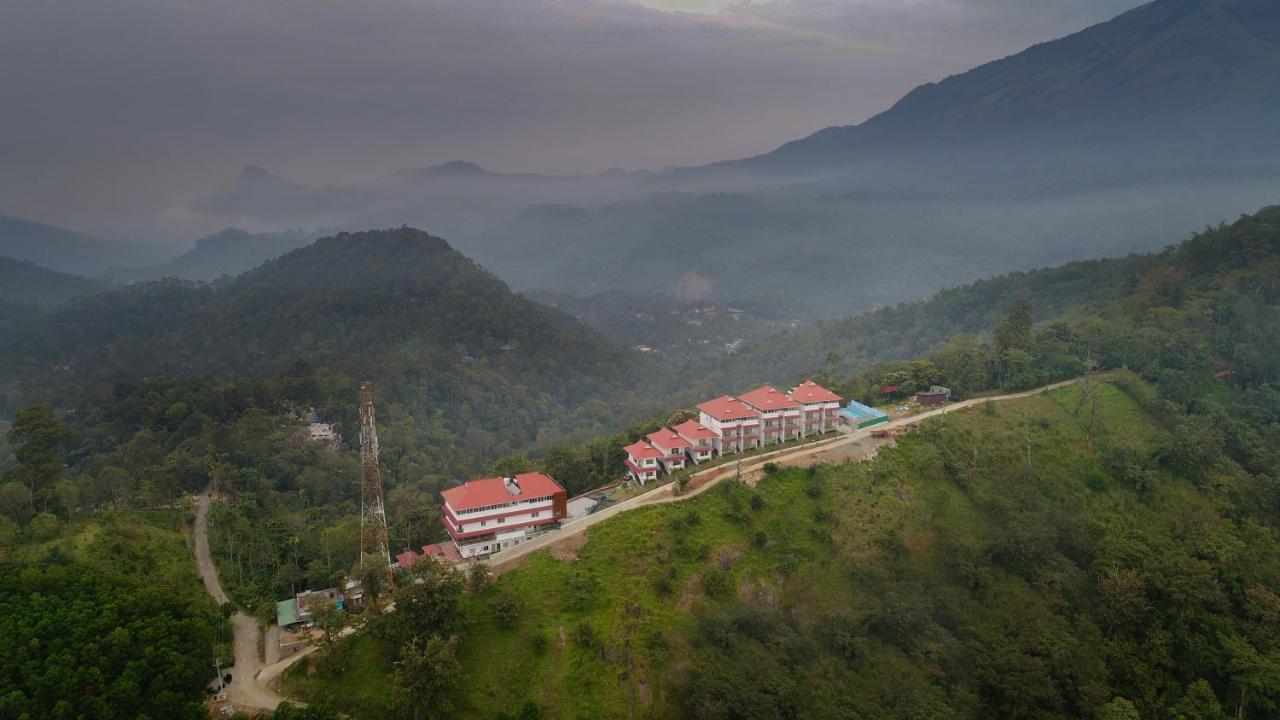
[
  {"left": 193, "top": 493, "right": 289, "bottom": 712},
  {"left": 489, "top": 376, "right": 1086, "bottom": 572}
]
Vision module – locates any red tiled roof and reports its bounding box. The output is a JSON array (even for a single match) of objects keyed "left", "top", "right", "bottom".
[
  {"left": 395, "top": 550, "right": 420, "bottom": 569},
  {"left": 625, "top": 440, "right": 664, "bottom": 460},
  {"left": 789, "top": 380, "right": 842, "bottom": 405},
  {"left": 697, "top": 395, "right": 761, "bottom": 421},
  {"left": 441, "top": 471, "right": 564, "bottom": 511},
  {"left": 739, "top": 385, "right": 801, "bottom": 411},
  {"left": 647, "top": 428, "right": 692, "bottom": 450},
  {"left": 673, "top": 419, "right": 718, "bottom": 441},
  {"left": 422, "top": 542, "right": 463, "bottom": 565}
]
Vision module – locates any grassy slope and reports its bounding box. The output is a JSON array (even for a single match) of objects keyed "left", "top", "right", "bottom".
[{"left": 295, "top": 376, "right": 1263, "bottom": 718}]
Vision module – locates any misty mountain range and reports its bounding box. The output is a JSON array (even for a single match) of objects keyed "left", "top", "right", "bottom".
[{"left": 3, "top": 0, "right": 1279, "bottom": 318}]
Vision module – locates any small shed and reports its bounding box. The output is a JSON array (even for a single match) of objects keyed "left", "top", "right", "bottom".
[
  {"left": 916, "top": 386, "right": 952, "bottom": 406},
  {"left": 276, "top": 599, "right": 301, "bottom": 629}
]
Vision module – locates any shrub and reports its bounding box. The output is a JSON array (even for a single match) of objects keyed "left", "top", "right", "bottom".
[
  {"left": 702, "top": 568, "right": 731, "bottom": 598},
  {"left": 529, "top": 631, "right": 549, "bottom": 656},
  {"left": 492, "top": 591, "right": 519, "bottom": 630},
  {"left": 573, "top": 620, "right": 597, "bottom": 648}
]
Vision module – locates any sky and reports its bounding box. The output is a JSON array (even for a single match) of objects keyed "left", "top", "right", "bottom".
[{"left": 0, "top": 0, "right": 1145, "bottom": 237}]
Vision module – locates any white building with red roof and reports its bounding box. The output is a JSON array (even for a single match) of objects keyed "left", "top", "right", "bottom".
[
  {"left": 673, "top": 419, "right": 717, "bottom": 463},
  {"left": 439, "top": 472, "right": 567, "bottom": 559},
  {"left": 647, "top": 428, "right": 691, "bottom": 473},
  {"left": 697, "top": 395, "right": 761, "bottom": 454},
  {"left": 788, "top": 380, "right": 844, "bottom": 436},
  {"left": 738, "top": 385, "right": 803, "bottom": 445},
  {"left": 624, "top": 440, "right": 663, "bottom": 485}
]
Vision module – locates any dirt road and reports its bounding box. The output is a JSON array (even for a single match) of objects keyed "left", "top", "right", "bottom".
[
  {"left": 193, "top": 494, "right": 289, "bottom": 712},
  {"left": 488, "top": 376, "right": 1085, "bottom": 573}
]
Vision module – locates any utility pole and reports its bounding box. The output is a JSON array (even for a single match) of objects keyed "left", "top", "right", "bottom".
[{"left": 359, "top": 382, "right": 394, "bottom": 588}]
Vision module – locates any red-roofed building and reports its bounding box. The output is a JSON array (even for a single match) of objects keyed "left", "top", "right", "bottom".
[
  {"left": 739, "top": 385, "right": 803, "bottom": 445},
  {"left": 673, "top": 419, "right": 717, "bottom": 464},
  {"left": 625, "top": 440, "right": 663, "bottom": 485},
  {"left": 395, "top": 549, "right": 420, "bottom": 570},
  {"left": 697, "top": 395, "right": 762, "bottom": 454},
  {"left": 788, "top": 380, "right": 844, "bottom": 436},
  {"left": 439, "top": 472, "right": 567, "bottom": 559},
  {"left": 647, "top": 428, "right": 691, "bottom": 473}
]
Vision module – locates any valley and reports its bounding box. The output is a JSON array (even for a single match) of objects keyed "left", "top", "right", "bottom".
[{"left": 3, "top": 2, "right": 1280, "bottom": 718}]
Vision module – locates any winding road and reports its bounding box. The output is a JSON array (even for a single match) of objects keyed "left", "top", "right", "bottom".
[{"left": 193, "top": 493, "right": 289, "bottom": 712}]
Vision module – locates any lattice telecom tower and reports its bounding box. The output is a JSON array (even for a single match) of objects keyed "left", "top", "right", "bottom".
[{"left": 358, "top": 381, "right": 393, "bottom": 586}]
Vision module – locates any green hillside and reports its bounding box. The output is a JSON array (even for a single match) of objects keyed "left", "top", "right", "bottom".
[{"left": 290, "top": 205, "right": 1280, "bottom": 719}]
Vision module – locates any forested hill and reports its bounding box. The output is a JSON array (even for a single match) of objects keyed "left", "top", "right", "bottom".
[
  {"left": 9, "top": 227, "right": 632, "bottom": 392},
  {"left": 107, "top": 227, "right": 320, "bottom": 283},
  {"left": 700, "top": 205, "right": 1280, "bottom": 393},
  {"left": 0, "top": 227, "right": 657, "bottom": 496},
  {"left": 0, "top": 257, "right": 104, "bottom": 306},
  {"left": 747, "top": 0, "right": 1280, "bottom": 172}
]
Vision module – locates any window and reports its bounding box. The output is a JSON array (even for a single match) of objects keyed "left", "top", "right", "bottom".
[
  {"left": 496, "top": 517, "right": 505, "bottom": 524},
  {"left": 479, "top": 520, "right": 486, "bottom": 527},
  {"left": 531, "top": 511, "right": 539, "bottom": 518}
]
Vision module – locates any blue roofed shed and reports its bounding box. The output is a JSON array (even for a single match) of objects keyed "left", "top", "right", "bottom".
[{"left": 840, "top": 400, "right": 889, "bottom": 429}]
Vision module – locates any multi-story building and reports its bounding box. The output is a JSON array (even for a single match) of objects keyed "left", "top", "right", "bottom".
[
  {"left": 439, "top": 472, "right": 567, "bottom": 559},
  {"left": 673, "top": 419, "right": 718, "bottom": 463},
  {"left": 647, "top": 428, "right": 691, "bottom": 473},
  {"left": 698, "top": 395, "right": 761, "bottom": 454},
  {"left": 738, "top": 385, "right": 803, "bottom": 445},
  {"left": 787, "top": 380, "right": 844, "bottom": 435},
  {"left": 624, "top": 440, "right": 663, "bottom": 485}
]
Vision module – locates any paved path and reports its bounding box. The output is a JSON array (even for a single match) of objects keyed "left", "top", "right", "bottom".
[
  {"left": 193, "top": 494, "right": 290, "bottom": 712},
  {"left": 489, "top": 376, "right": 1086, "bottom": 572}
]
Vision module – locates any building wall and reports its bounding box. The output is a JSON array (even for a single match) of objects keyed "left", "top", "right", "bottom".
[{"left": 445, "top": 497, "right": 555, "bottom": 536}]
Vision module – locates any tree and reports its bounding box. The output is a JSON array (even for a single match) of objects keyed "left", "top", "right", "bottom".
[
  {"left": 0, "top": 481, "right": 33, "bottom": 523},
  {"left": 355, "top": 556, "right": 390, "bottom": 613},
  {"left": 994, "top": 299, "right": 1034, "bottom": 355},
  {"left": 372, "top": 560, "right": 465, "bottom": 662},
  {"left": 492, "top": 453, "right": 532, "bottom": 477},
  {"left": 1098, "top": 698, "right": 1140, "bottom": 720},
  {"left": 5, "top": 406, "right": 72, "bottom": 511},
  {"left": 308, "top": 601, "right": 345, "bottom": 660},
  {"left": 392, "top": 635, "right": 461, "bottom": 720},
  {"left": 467, "top": 562, "right": 492, "bottom": 592}
]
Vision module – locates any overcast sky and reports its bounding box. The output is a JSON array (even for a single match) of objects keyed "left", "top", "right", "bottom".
[{"left": 0, "top": 0, "right": 1144, "bottom": 236}]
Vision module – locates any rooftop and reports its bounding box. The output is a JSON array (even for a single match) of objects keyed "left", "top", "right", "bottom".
[
  {"left": 697, "top": 395, "right": 761, "bottom": 421},
  {"left": 789, "top": 380, "right": 842, "bottom": 404},
  {"left": 647, "top": 428, "right": 692, "bottom": 450},
  {"left": 441, "top": 471, "right": 564, "bottom": 511},
  {"left": 673, "top": 419, "right": 718, "bottom": 441},
  {"left": 841, "top": 400, "right": 888, "bottom": 421},
  {"left": 739, "top": 385, "right": 802, "bottom": 411},
  {"left": 625, "top": 440, "right": 664, "bottom": 459}
]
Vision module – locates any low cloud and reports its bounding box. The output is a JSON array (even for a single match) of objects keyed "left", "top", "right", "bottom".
[{"left": 0, "top": 0, "right": 1143, "bottom": 236}]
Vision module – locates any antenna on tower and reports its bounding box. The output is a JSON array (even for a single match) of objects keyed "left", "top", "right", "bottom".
[{"left": 359, "top": 381, "right": 393, "bottom": 588}]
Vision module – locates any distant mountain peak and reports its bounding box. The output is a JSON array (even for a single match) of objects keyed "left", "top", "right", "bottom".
[
  {"left": 741, "top": 0, "right": 1280, "bottom": 171},
  {"left": 423, "top": 160, "right": 491, "bottom": 176}
]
